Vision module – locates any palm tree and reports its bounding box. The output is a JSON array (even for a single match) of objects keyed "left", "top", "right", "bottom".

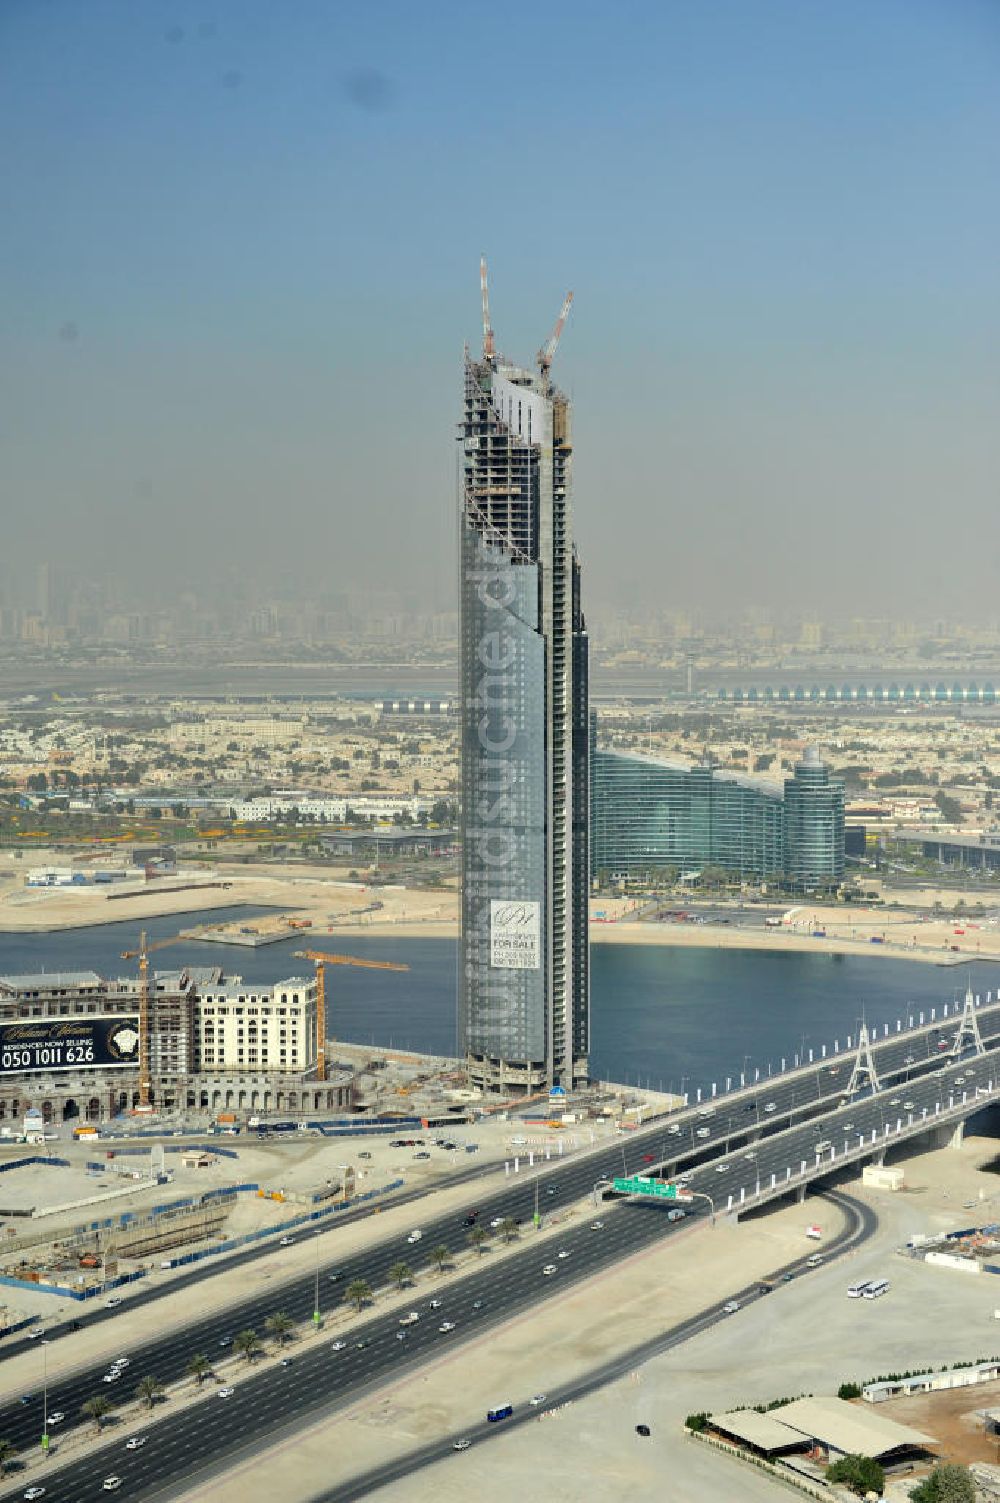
[
  {"left": 429, "top": 1244, "right": 451, "bottom": 1273},
  {"left": 499, "top": 1217, "right": 519, "bottom": 1243},
  {"left": 234, "top": 1328, "right": 261, "bottom": 1363},
  {"left": 345, "top": 1278, "right": 372, "bottom": 1313},
  {"left": 466, "top": 1225, "right": 488, "bottom": 1255},
  {"left": 265, "top": 1311, "right": 294, "bottom": 1348},
  {"left": 0, "top": 1440, "right": 15, "bottom": 1478},
  {"left": 187, "top": 1352, "right": 212, "bottom": 1386},
  {"left": 389, "top": 1260, "right": 412, "bottom": 1290},
  {"left": 135, "top": 1375, "right": 164, "bottom": 1410},
  {"left": 82, "top": 1395, "right": 112, "bottom": 1433}
]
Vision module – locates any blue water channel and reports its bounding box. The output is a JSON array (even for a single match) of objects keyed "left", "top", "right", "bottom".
[{"left": 1, "top": 907, "right": 998, "bottom": 1093}]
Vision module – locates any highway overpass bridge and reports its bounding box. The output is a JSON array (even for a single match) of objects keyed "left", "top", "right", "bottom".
[{"left": 610, "top": 985, "right": 1000, "bottom": 1220}]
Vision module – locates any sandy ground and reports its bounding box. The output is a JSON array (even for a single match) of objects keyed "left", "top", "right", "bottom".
[{"left": 4, "top": 855, "right": 999, "bottom": 970}]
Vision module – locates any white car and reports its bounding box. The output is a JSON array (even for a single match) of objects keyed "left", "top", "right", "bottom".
[
  {"left": 279, "top": 1236, "right": 294, "bottom": 1247},
  {"left": 106, "top": 1297, "right": 123, "bottom": 1308},
  {"left": 715, "top": 1163, "right": 729, "bottom": 1173},
  {"left": 453, "top": 1438, "right": 471, "bottom": 1451},
  {"left": 722, "top": 1300, "right": 740, "bottom": 1315},
  {"left": 102, "top": 1370, "right": 122, "bottom": 1384},
  {"left": 23, "top": 1490, "right": 45, "bottom": 1501},
  {"left": 27, "top": 1329, "right": 43, "bottom": 1340},
  {"left": 218, "top": 1386, "right": 235, "bottom": 1399},
  {"left": 806, "top": 1254, "right": 824, "bottom": 1267},
  {"left": 695, "top": 1127, "right": 710, "bottom": 1138},
  {"left": 48, "top": 1412, "right": 65, "bottom": 1425},
  {"left": 763, "top": 1102, "right": 776, "bottom": 1114},
  {"left": 439, "top": 1321, "right": 456, "bottom": 1333},
  {"left": 103, "top": 1482, "right": 123, "bottom": 1494},
  {"left": 542, "top": 1264, "right": 557, "bottom": 1276},
  {"left": 590, "top": 1221, "right": 604, "bottom": 1230},
  {"left": 903, "top": 1101, "right": 915, "bottom": 1110},
  {"left": 428, "top": 1299, "right": 443, "bottom": 1310},
  {"left": 667, "top": 1123, "right": 681, "bottom": 1135},
  {"left": 112, "top": 1357, "right": 130, "bottom": 1369},
  {"left": 557, "top": 1249, "right": 570, "bottom": 1259},
  {"left": 529, "top": 1393, "right": 547, "bottom": 1407},
  {"left": 743, "top": 1151, "right": 756, "bottom": 1161},
  {"left": 330, "top": 1340, "right": 346, "bottom": 1352},
  {"left": 490, "top": 1217, "right": 503, "bottom": 1228},
  {"left": 125, "top": 1436, "right": 147, "bottom": 1450}
]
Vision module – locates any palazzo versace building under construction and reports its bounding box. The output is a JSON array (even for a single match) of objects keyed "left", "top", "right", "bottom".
[{"left": 459, "top": 265, "right": 589, "bottom": 1095}]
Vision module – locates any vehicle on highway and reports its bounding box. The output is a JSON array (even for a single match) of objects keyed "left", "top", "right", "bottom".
[
  {"left": 102, "top": 1370, "right": 122, "bottom": 1383},
  {"left": 714, "top": 1163, "right": 729, "bottom": 1173},
  {"left": 328, "top": 1270, "right": 345, "bottom": 1283},
  {"left": 27, "top": 1329, "right": 42, "bottom": 1340},
  {"left": 111, "top": 1356, "right": 130, "bottom": 1368},
  {"left": 743, "top": 1151, "right": 756, "bottom": 1161},
  {"left": 280, "top": 1358, "right": 292, "bottom": 1368},
  {"left": 678, "top": 1171, "right": 693, "bottom": 1183},
  {"left": 642, "top": 1153, "right": 655, "bottom": 1162},
  {"left": 542, "top": 1264, "right": 557, "bottom": 1276},
  {"left": 19, "top": 1395, "right": 32, "bottom": 1406},
  {"left": 667, "top": 1123, "right": 681, "bottom": 1134},
  {"left": 218, "top": 1387, "right": 235, "bottom": 1399},
  {"left": 439, "top": 1321, "right": 456, "bottom": 1333},
  {"left": 695, "top": 1127, "right": 710, "bottom": 1138},
  {"left": 590, "top": 1221, "right": 604, "bottom": 1230},
  {"left": 453, "top": 1438, "right": 472, "bottom": 1450},
  {"left": 546, "top": 1187, "right": 556, "bottom": 1196},
  {"left": 330, "top": 1340, "right": 346, "bottom": 1352},
  {"left": 279, "top": 1236, "right": 294, "bottom": 1247},
  {"left": 666, "top": 1208, "right": 685, "bottom": 1222},
  {"left": 557, "top": 1249, "right": 570, "bottom": 1259},
  {"left": 218, "top": 1336, "right": 232, "bottom": 1348},
  {"left": 23, "top": 1489, "right": 45, "bottom": 1501},
  {"left": 103, "top": 1477, "right": 122, "bottom": 1492},
  {"left": 863, "top": 1279, "right": 890, "bottom": 1299},
  {"left": 697, "top": 1107, "right": 715, "bottom": 1119},
  {"left": 490, "top": 1217, "right": 503, "bottom": 1228},
  {"left": 125, "top": 1436, "right": 147, "bottom": 1450},
  {"left": 106, "top": 1296, "right": 123, "bottom": 1308},
  {"left": 48, "top": 1411, "right": 65, "bottom": 1425},
  {"left": 763, "top": 1102, "right": 776, "bottom": 1113},
  {"left": 355, "top": 1338, "right": 371, "bottom": 1349},
  {"left": 904, "top": 1101, "right": 915, "bottom": 1110},
  {"left": 806, "top": 1254, "right": 824, "bottom": 1268},
  {"left": 487, "top": 1403, "right": 513, "bottom": 1422},
  {"left": 889, "top": 1098, "right": 901, "bottom": 1107},
  {"left": 722, "top": 1300, "right": 740, "bottom": 1314},
  {"left": 529, "top": 1394, "right": 546, "bottom": 1406},
  {"left": 846, "top": 1282, "right": 871, "bottom": 1299},
  {"left": 407, "top": 1230, "right": 423, "bottom": 1244},
  {"left": 399, "top": 1311, "right": 420, "bottom": 1326},
  {"left": 428, "top": 1299, "right": 443, "bottom": 1310},
  {"left": 814, "top": 1140, "right": 832, "bottom": 1154},
  {"left": 472, "top": 1300, "right": 483, "bottom": 1310}
]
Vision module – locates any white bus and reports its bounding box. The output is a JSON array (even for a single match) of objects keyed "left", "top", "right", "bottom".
[
  {"left": 846, "top": 1281, "right": 871, "bottom": 1299},
  {"left": 863, "top": 1279, "right": 890, "bottom": 1299}
]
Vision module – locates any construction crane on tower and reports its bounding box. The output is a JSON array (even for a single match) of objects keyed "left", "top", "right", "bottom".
[
  {"left": 293, "top": 950, "right": 410, "bottom": 1082},
  {"left": 120, "top": 929, "right": 189, "bottom": 1108},
  {"left": 537, "top": 289, "right": 574, "bottom": 378}
]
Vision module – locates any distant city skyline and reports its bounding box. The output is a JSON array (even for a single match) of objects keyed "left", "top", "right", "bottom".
[{"left": 2, "top": 2, "right": 998, "bottom": 619}]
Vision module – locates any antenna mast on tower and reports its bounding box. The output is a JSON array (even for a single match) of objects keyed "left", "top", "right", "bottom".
[{"left": 480, "top": 256, "right": 496, "bottom": 363}]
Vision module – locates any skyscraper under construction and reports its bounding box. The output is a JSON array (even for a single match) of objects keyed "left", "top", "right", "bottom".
[{"left": 459, "top": 263, "right": 589, "bottom": 1095}]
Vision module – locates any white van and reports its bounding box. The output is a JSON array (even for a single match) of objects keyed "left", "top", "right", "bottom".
[{"left": 846, "top": 1282, "right": 870, "bottom": 1299}]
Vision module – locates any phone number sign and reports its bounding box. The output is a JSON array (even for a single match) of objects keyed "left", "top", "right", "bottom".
[{"left": 0, "top": 1017, "right": 140, "bottom": 1075}]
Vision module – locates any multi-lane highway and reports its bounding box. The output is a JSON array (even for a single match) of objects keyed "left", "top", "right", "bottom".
[{"left": 0, "top": 994, "right": 996, "bottom": 1500}]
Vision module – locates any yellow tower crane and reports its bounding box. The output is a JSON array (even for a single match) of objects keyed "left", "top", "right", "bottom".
[
  {"left": 293, "top": 950, "right": 410, "bottom": 1082},
  {"left": 120, "top": 929, "right": 190, "bottom": 1108}
]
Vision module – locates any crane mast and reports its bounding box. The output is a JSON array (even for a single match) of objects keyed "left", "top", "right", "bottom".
[{"left": 537, "top": 289, "right": 574, "bottom": 378}]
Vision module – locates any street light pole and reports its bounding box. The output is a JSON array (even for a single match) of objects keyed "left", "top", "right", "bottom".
[
  {"left": 313, "top": 1236, "right": 321, "bottom": 1329},
  {"left": 41, "top": 1339, "right": 50, "bottom": 1453}
]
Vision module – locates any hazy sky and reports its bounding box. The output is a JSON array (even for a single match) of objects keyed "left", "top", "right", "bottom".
[{"left": 2, "top": 0, "right": 998, "bottom": 620}]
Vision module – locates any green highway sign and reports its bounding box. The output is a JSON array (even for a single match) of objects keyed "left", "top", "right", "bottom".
[{"left": 613, "top": 1176, "right": 688, "bottom": 1199}]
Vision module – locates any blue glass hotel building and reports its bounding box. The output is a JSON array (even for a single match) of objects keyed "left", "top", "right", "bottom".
[{"left": 591, "top": 740, "right": 844, "bottom": 891}]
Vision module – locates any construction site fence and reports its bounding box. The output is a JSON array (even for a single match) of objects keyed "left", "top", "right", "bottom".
[
  {"left": 0, "top": 1177, "right": 404, "bottom": 1299},
  {"left": 86, "top": 1143, "right": 240, "bottom": 1163},
  {"left": 0, "top": 1155, "right": 70, "bottom": 1173}
]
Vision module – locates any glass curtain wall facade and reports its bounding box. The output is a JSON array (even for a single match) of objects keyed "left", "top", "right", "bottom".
[
  {"left": 783, "top": 747, "right": 845, "bottom": 888},
  {"left": 459, "top": 327, "right": 589, "bottom": 1094},
  {"left": 591, "top": 748, "right": 785, "bottom": 883},
  {"left": 591, "top": 741, "right": 843, "bottom": 890}
]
